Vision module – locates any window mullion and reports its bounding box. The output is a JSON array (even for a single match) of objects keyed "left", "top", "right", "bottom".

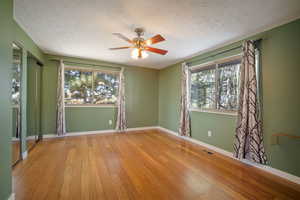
[
  {"left": 92, "top": 71, "right": 95, "bottom": 104},
  {"left": 215, "top": 64, "right": 219, "bottom": 110}
]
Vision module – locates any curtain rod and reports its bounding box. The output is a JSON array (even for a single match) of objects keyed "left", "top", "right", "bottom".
[
  {"left": 186, "top": 38, "right": 262, "bottom": 66},
  {"left": 49, "top": 59, "right": 122, "bottom": 69}
]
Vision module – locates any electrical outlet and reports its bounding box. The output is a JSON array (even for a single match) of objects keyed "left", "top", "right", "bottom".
[
  {"left": 109, "top": 120, "right": 112, "bottom": 125},
  {"left": 208, "top": 130, "right": 212, "bottom": 137}
]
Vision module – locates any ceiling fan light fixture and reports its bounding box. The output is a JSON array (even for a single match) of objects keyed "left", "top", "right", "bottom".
[
  {"left": 131, "top": 48, "right": 139, "bottom": 59},
  {"left": 131, "top": 48, "right": 148, "bottom": 59},
  {"left": 110, "top": 28, "right": 167, "bottom": 59},
  {"left": 145, "top": 40, "right": 152, "bottom": 45}
]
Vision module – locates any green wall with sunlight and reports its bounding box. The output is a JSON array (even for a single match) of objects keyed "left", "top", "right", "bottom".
[{"left": 158, "top": 19, "right": 300, "bottom": 177}]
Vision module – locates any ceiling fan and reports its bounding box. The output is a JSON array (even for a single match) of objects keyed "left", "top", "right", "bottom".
[{"left": 109, "top": 28, "right": 168, "bottom": 59}]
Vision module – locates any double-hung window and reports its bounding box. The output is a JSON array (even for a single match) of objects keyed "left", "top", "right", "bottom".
[
  {"left": 64, "top": 67, "right": 119, "bottom": 106},
  {"left": 190, "top": 55, "right": 241, "bottom": 114}
]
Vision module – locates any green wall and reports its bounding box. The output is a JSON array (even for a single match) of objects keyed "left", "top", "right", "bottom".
[
  {"left": 65, "top": 107, "right": 117, "bottom": 132},
  {"left": 158, "top": 19, "right": 300, "bottom": 177},
  {"left": 13, "top": 21, "right": 45, "bottom": 153},
  {"left": 41, "top": 55, "right": 159, "bottom": 134},
  {"left": 0, "top": 0, "right": 13, "bottom": 199}
]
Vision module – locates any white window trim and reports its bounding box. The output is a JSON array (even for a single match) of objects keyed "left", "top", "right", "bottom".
[
  {"left": 64, "top": 65, "right": 120, "bottom": 75},
  {"left": 189, "top": 53, "right": 242, "bottom": 115},
  {"left": 190, "top": 54, "right": 242, "bottom": 72},
  {"left": 64, "top": 66, "right": 120, "bottom": 107},
  {"left": 65, "top": 104, "right": 117, "bottom": 108}
]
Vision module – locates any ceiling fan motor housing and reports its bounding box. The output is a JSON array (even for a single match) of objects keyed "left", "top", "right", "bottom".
[
  {"left": 133, "top": 37, "right": 145, "bottom": 49},
  {"left": 134, "top": 28, "right": 145, "bottom": 37}
]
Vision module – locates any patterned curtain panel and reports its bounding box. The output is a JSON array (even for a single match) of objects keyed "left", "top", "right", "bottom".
[
  {"left": 16, "top": 108, "right": 21, "bottom": 138},
  {"left": 233, "top": 41, "right": 267, "bottom": 164},
  {"left": 56, "top": 60, "right": 66, "bottom": 136},
  {"left": 116, "top": 67, "right": 127, "bottom": 131},
  {"left": 179, "top": 62, "right": 191, "bottom": 137}
]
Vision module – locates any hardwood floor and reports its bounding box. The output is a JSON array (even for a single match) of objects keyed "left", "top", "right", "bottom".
[
  {"left": 13, "top": 129, "right": 300, "bottom": 200},
  {"left": 12, "top": 141, "right": 21, "bottom": 165}
]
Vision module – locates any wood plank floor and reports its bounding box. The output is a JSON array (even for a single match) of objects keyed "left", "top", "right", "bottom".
[
  {"left": 13, "top": 129, "right": 300, "bottom": 200},
  {"left": 12, "top": 141, "right": 21, "bottom": 165}
]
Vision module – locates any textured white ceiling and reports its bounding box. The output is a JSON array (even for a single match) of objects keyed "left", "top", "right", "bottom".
[{"left": 14, "top": 0, "right": 300, "bottom": 69}]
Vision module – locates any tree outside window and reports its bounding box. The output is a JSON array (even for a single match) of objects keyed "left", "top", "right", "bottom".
[
  {"left": 64, "top": 68, "right": 119, "bottom": 105},
  {"left": 190, "top": 58, "right": 241, "bottom": 112}
]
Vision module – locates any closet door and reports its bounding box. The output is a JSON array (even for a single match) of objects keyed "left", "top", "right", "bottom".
[{"left": 27, "top": 57, "right": 42, "bottom": 150}]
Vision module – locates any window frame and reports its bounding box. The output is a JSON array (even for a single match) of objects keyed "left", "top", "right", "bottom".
[
  {"left": 189, "top": 54, "right": 242, "bottom": 116},
  {"left": 64, "top": 66, "right": 120, "bottom": 108}
]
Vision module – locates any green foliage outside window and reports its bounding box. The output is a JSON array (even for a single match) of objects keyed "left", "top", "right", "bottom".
[
  {"left": 64, "top": 68, "right": 119, "bottom": 105},
  {"left": 190, "top": 59, "right": 240, "bottom": 111},
  {"left": 190, "top": 67, "right": 216, "bottom": 109}
]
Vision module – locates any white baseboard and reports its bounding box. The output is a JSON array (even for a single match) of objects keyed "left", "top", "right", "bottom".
[
  {"left": 22, "top": 151, "right": 28, "bottom": 160},
  {"left": 156, "top": 126, "right": 300, "bottom": 185},
  {"left": 11, "top": 137, "right": 19, "bottom": 142},
  {"left": 126, "top": 126, "right": 159, "bottom": 131},
  {"left": 26, "top": 135, "right": 37, "bottom": 140},
  {"left": 41, "top": 126, "right": 160, "bottom": 139},
  {"left": 8, "top": 193, "right": 15, "bottom": 200}
]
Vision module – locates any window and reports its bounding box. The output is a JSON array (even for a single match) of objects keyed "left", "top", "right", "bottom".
[
  {"left": 190, "top": 66, "right": 216, "bottom": 109},
  {"left": 190, "top": 56, "right": 241, "bottom": 113},
  {"left": 64, "top": 67, "right": 119, "bottom": 106}
]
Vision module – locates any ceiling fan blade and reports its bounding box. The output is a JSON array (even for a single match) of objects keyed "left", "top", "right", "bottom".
[
  {"left": 145, "top": 47, "right": 168, "bottom": 55},
  {"left": 145, "top": 34, "right": 165, "bottom": 45},
  {"left": 112, "top": 33, "right": 132, "bottom": 43},
  {"left": 109, "top": 46, "right": 131, "bottom": 50}
]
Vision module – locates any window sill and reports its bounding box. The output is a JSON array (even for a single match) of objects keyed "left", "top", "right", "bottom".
[
  {"left": 65, "top": 104, "right": 117, "bottom": 108},
  {"left": 189, "top": 108, "right": 237, "bottom": 116}
]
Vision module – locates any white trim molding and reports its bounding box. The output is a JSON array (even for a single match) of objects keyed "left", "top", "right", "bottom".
[
  {"left": 8, "top": 193, "right": 15, "bottom": 200},
  {"left": 65, "top": 104, "right": 117, "bottom": 108},
  {"left": 41, "top": 126, "right": 160, "bottom": 139},
  {"left": 11, "top": 137, "right": 20, "bottom": 142},
  {"left": 126, "top": 126, "right": 159, "bottom": 132},
  {"left": 22, "top": 151, "right": 28, "bottom": 160},
  {"left": 189, "top": 53, "right": 242, "bottom": 71},
  {"left": 156, "top": 126, "right": 300, "bottom": 185},
  {"left": 189, "top": 108, "right": 237, "bottom": 116}
]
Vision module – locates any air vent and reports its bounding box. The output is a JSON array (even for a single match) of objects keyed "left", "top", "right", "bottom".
[{"left": 203, "top": 149, "right": 214, "bottom": 155}]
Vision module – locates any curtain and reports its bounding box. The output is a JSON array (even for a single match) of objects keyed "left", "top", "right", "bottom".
[
  {"left": 179, "top": 62, "right": 191, "bottom": 137},
  {"left": 56, "top": 60, "right": 66, "bottom": 136},
  {"left": 116, "top": 67, "right": 127, "bottom": 131},
  {"left": 16, "top": 107, "right": 20, "bottom": 138},
  {"left": 233, "top": 40, "right": 267, "bottom": 164}
]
